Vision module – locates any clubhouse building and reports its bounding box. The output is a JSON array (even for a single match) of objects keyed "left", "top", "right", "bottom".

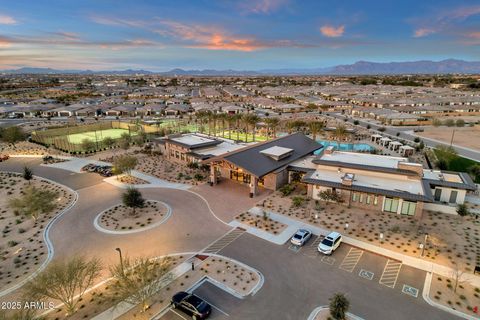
[{"left": 199, "top": 134, "right": 476, "bottom": 217}]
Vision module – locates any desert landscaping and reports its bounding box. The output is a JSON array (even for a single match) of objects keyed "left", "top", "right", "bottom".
[{"left": 0, "top": 172, "right": 75, "bottom": 291}]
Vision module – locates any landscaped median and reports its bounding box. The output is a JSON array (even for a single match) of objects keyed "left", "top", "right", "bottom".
[
  {"left": 307, "top": 306, "right": 364, "bottom": 320},
  {"left": 425, "top": 272, "right": 480, "bottom": 319},
  {"left": 93, "top": 200, "right": 171, "bottom": 234},
  {"left": 35, "top": 253, "right": 263, "bottom": 320}
]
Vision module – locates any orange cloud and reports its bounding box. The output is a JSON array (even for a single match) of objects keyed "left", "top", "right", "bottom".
[
  {"left": 414, "top": 28, "right": 436, "bottom": 38},
  {"left": 320, "top": 25, "right": 345, "bottom": 38},
  {"left": 156, "top": 20, "right": 268, "bottom": 51},
  {"left": 0, "top": 14, "right": 16, "bottom": 25},
  {"left": 0, "top": 36, "right": 11, "bottom": 48}
]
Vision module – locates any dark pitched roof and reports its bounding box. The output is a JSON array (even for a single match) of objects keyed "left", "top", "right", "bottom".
[{"left": 205, "top": 133, "right": 322, "bottom": 177}]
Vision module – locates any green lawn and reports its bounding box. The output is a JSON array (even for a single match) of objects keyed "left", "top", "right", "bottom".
[
  {"left": 216, "top": 130, "right": 268, "bottom": 142},
  {"left": 67, "top": 129, "right": 137, "bottom": 144},
  {"left": 434, "top": 149, "right": 480, "bottom": 183}
]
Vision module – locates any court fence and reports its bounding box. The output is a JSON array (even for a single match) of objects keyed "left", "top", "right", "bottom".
[{"left": 31, "top": 121, "right": 163, "bottom": 154}]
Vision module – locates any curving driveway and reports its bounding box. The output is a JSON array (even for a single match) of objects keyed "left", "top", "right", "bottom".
[{"left": 0, "top": 158, "right": 231, "bottom": 289}]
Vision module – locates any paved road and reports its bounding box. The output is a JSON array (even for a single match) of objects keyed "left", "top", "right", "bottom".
[
  {"left": 327, "top": 112, "right": 480, "bottom": 162},
  {"left": 0, "top": 158, "right": 461, "bottom": 319},
  {"left": 0, "top": 157, "right": 105, "bottom": 190},
  {"left": 0, "top": 157, "right": 231, "bottom": 281}
]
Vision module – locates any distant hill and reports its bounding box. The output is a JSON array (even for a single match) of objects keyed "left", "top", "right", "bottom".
[
  {"left": 330, "top": 59, "right": 480, "bottom": 75},
  {"left": 2, "top": 59, "right": 480, "bottom": 75}
]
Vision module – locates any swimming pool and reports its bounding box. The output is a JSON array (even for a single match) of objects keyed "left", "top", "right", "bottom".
[{"left": 314, "top": 140, "right": 375, "bottom": 153}]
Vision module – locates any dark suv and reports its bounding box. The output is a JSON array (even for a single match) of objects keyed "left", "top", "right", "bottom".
[{"left": 171, "top": 291, "right": 212, "bottom": 319}]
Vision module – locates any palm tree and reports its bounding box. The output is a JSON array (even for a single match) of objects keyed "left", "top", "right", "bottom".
[
  {"left": 249, "top": 114, "right": 260, "bottom": 142},
  {"left": 242, "top": 114, "right": 260, "bottom": 142},
  {"left": 333, "top": 124, "right": 348, "bottom": 141},
  {"left": 286, "top": 120, "right": 297, "bottom": 134},
  {"left": 206, "top": 111, "right": 213, "bottom": 136},
  {"left": 268, "top": 117, "right": 280, "bottom": 139},
  {"left": 234, "top": 113, "right": 242, "bottom": 141},
  {"left": 226, "top": 114, "right": 236, "bottom": 140},
  {"left": 308, "top": 121, "right": 324, "bottom": 141},
  {"left": 195, "top": 111, "right": 207, "bottom": 134},
  {"left": 219, "top": 113, "right": 227, "bottom": 138}
]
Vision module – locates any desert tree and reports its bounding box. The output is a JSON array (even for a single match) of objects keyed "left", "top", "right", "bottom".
[
  {"left": 103, "top": 136, "right": 116, "bottom": 149},
  {"left": 23, "top": 166, "right": 33, "bottom": 185},
  {"left": 122, "top": 187, "right": 145, "bottom": 216},
  {"left": 0, "top": 126, "right": 26, "bottom": 146},
  {"left": 24, "top": 256, "right": 102, "bottom": 316},
  {"left": 109, "top": 256, "right": 173, "bottom": 312},
  {"left": 451, "top": 263, "right": 465, "bottom": 293},
  {"left": 113, "top": 154, "right": 138, "bottom": 177},
  {"left": 120, "top": 132, "right": 132, "bottom": 150},
  {"left": 80, "top": 138, "right": 95, "bottom": 153},
  {"left": 9, "top": 186, "right": 58, "bottom": 221},
  {"left": 329, "top": 293, "right": 350, "bottom": 320}
]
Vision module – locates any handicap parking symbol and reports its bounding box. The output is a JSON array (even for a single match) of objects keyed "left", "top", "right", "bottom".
[
  {"left": 359, "top": 269, "right": 374, "bottom": 280},
  {"left": 402, "top": 285, "right": 419, "bottom": 298}
]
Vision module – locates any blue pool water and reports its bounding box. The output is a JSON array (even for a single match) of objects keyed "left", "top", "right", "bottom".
[{"left": 314, "top": 140, "right": 375, "bottom": 154}]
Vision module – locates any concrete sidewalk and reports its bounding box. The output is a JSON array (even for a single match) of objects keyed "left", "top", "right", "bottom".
[
  {"left": 244, "top": 206, "right": 480, "bottom": 288},
  {"left": 104, "top": 170, "right": 191, "bottom": 190},
  {"left": 45, "top": 157, "right": 111, "bottom": 173}
]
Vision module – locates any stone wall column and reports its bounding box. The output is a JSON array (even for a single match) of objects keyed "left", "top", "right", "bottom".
[{"left": 250, "top": 176, "right": 258, "bottom": 198}]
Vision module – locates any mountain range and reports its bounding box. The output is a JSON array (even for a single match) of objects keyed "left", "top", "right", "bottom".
[{"left": 2, "top": 59, "right": 480, "bottom": 76}]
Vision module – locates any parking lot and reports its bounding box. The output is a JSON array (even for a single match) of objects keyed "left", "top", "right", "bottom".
[
  {"left": 156, "top": 231, "right": 453, "bottom": 320},
  {"left": 290, "top": 235, "right": 425, "bottom": 298},
  {"left": 159, "top": 281, "right": 241, "bottom": 320},
  {"left": 215, "top": 232, "right": 454, "bottom": 320}
]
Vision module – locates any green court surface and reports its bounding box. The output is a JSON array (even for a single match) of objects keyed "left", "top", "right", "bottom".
[{"left": 67, "top": 128, "right": 137, "bottom": 144}]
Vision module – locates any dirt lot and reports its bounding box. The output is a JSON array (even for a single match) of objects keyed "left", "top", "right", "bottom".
[{"left": 417, "top": 125, "right": 480, "bottom": 151}]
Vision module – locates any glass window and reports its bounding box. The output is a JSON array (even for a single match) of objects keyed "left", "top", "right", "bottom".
[
  {"left": 352, "top": 192, "right": 358, "bottom": 202},
  {"left": 401, "top": 201, "right": 416, "bottom": 216},
  {"left": 449, "top": 190, "right": 458, "bottom": 204},
  {"left": 366, "top": 195, "right": 371, "bottom": 205},
  {"left": 374, "top": 196, "right": 378, "bottom": 205},
  {"left": 359, "top": 194, "right": 364, "bottom": 203},
  {"left": 383, "top": 197, "right": 399, "bottom": 213}
]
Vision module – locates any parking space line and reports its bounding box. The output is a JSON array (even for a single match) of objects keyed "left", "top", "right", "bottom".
[
  {"left": 288, "top": 244, "right": 302, "bottom": 253},
  {"left": 202, "top": 228, "right": 245, "bottom": 254},
  {"left": 170, "top": 309, "right": 188, "bottom": 320},
  {"left": 339, "top": 248, "right": 363, "bottom": 272},
  {"left": 379, "top": 260, "right": 402, "bottom": 288},
  {"left": 310, "top": 236, "right": 323, "bottom": 247},
  {"left": 196, "top": 296, "right": 230, "bottom": 317}
]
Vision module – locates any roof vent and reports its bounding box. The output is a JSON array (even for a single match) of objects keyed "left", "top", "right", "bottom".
[
  {"left": 341, "top": 173, "right": 355, "bottom": 186},
  {"left": 259, "top": 146, "right": 294, "bottom": 161}
]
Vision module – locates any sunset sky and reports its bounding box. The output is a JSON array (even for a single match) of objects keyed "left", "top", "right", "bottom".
[{"left": 1, "top": 0, "right": 479, "bottom": 71}]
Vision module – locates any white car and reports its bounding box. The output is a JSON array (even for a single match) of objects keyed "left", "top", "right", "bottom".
[
  {"left": 318, "top": 232, "right": 342, "bottom": 255},
  {"left": 290, "top": 229, "right": 312, "bottom": 246}
]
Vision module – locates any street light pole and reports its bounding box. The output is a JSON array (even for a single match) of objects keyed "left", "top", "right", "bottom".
[
  {"left": 450, "top": 129, "right": 456, "bottom": 147},
  {"left": 115, "top": 247, "right": 124, "bottom": 276}
]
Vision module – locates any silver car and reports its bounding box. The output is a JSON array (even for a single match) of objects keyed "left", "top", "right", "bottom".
[{"left": 290, "top": 229, "right": 312, "bottom": 246}]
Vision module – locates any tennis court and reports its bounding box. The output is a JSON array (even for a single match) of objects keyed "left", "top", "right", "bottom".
[{"left": 67, "top": 128, "right": 137, "bottom": 144}]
